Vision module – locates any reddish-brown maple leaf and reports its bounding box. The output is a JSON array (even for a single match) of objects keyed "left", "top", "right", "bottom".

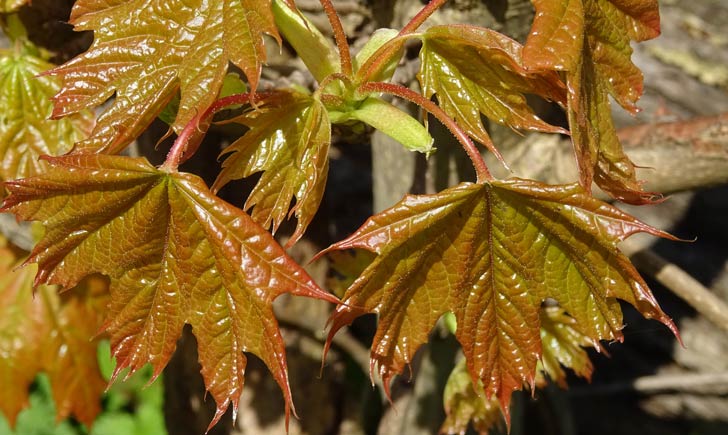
[
  {"left": 441, "top": 306, "right": 595, "bottom": 434},
  {"left": 0, "top": 238, "right": 108, "bottom": 428},
  {"left": 523, "top": 0, "right": 660, "bottom": 203},
  {"left": 321, "top": 180, "right": 677, "bottom": 419},
  {"left": 418, "top": 24, "right": 567, "bottom": 158},
  {"left": 1, "top": 154, "right": 339, "bottom": 429},
  {"left": 48, "top": 0, "right": 279, "bottom": 154},
  {"left": 213, "top": 91, "right": 330, "bottom": 247}
]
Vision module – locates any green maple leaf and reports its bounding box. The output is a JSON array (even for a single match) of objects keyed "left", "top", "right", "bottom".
[
  {"left": 538, "top": 305, "right": 594, "bottom": 387},
  {"left": 213, "top": 91, "right": 330, "bottom": 246},
  {"left": 0, "top": 0, "right": 26, "bottom": 13},
  {"left": 321, "top": 180, "right": 677, "bottom": 417},
  {"left": 0, "top": 47, "right": 93, "bottom": 183},
  {"left": 0, "top": 238, "right": 108, "bottom": 428},
  {"left": 441, "top": 359, "right": 504, "bottom": 435},
  {"left": 523, "top": 0, "right": 660, "bottom": 203},
  {"left": 418, "top": 25, "right": 567, "bottom": 158},
  {"left": 48, "top": 0, "right": 279, "bottom": 154},
  {"left": 1, "top": 154, "right": 339, "bottom": 429}
]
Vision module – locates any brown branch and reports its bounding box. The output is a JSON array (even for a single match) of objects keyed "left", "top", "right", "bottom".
[
  {"left": 570, "top": 371, "right": 728, "bottom": 396},
  {"left": 621, "top": 238, "right": 728, "bottom": 334}
]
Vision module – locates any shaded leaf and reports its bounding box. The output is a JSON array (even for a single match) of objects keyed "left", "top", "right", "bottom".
[
  {"left": 1, "top": 154, "right": 339, "bottom": 429},
  {"left": 537, "top": 305, "right": 594, "bottom": 387},
  {"left": 0, "top": 238, "right": 107, "bottom": 428},
  {"left": 419, "top": 25, "right": 567, "bottom": 158},
  {"left": 213, "top": 91, "right": 330, "bottom": 246},
  {"left": 441, "top": 359, "right": 504, "bottom": 435},
  {"left": 48, "top": 0, "right": 279, "bottom": 154},
  {"left": 523, "top": 0, "right": 661, "bottom": 202},
  {"left": 0, "top": 46, "right": 93, "bottom": 183},
  {"left": 326, "top": 249, "right": 375, "bottom": 299},
  {"left": 322, "top": 180, "right": 677, "bottom": 418}
]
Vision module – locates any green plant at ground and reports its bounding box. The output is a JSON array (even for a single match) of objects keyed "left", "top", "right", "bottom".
[{"left": 0, "top": 0, "right": 680, "bottom": 433}]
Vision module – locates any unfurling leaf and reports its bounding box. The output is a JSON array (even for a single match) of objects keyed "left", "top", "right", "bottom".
[
  {"left": 329, "top": 97, "right": 434, "bottom": 155},
  {"left": 419, "top": 25, "right": 567, "bottom": 158},
  {"left": 48, "top": 0, "right": 280, "bottom": 154},
  {"left": 441, "top": 359, "right": 504, "bottom": 435},
  {"left": 538, "top": 306, "right": 594, "bottom": 387},
  {"left": 322, "top": 180, "right": 677, "bottom": 419},
  {"left": 0, "top": 238, "right": 107, "bottom": 428},
  {"left": 1, "top": 154, "right": 339, "bottom": 429},
  {"left": 214, "top": 91, "right": 330, "bottom": 246},
  {"left": 271, "top": 0, "right": 340, "bottom": 82},
  {"left": 0, "top": 47, "right": 93, "bottom": 183},
  {"left": 523, "top": 0, "right": 661, "bottom": 203}
]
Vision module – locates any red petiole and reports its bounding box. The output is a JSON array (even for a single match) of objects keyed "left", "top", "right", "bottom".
[{"left": 358, "top": 81, "right": 491, "bottom": 183}]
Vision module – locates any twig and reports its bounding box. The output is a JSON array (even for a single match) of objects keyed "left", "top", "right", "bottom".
[
  {"left": 569, "top": 371, "right": 728, "bottom": 396},
  {"left": 621, "top": 238, "right": 728, "bottom": 334},
  {"left": 274, "top": 310, "right": 386, "bottom": 396}
]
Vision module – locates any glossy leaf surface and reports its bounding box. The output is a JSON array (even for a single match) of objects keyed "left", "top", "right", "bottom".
[
  {"left": 49, "top": 0, "right": 279, "bottom": 154},
  {"left": 322, "top": 180, "right": 677, "bottom": 416},
  {"left": 524, "top": 0, "right": 661, "bottom": 202},
  {"left": 214, "top": 91, "right": 330, "bottom": 246},
  {"left": 419, "top": 25, "right": 567, "bottom": 157},
  {"left": 0, "top": 239, "right": 107, "bottom": 428},
  {"left": 0, "top": 47, "right": 93, "bottom": 182},
  {"left": 2, "top": 154, "right": 339, "bottom": 428}
]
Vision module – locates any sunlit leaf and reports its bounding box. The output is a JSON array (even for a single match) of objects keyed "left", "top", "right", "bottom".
[
  {"left": 48, "top": 0, "right": 280, "bottom": 154},
  {"left": 419, "top": 25, "right": 567, "bottom": 158},
  {"left": 523, "top": 0, "right": 661, "bottom": 202},
  {"left": 213, "top": 91, "right": 330, "bottom": 246},
  {"left": 322, "top": 180, "right": 677, "bottom": 418},
  {"left": 0, "top": 46, "right": 93, "bottom": 182},
  {"left": 1, "top": 154, "right": 339, "bottom": 429},
  {"left": 0, "top": 238, "right": 107, "bottom": 428},
  {"left": 538, "top": 305, "right": 594, "bottom": 387}
]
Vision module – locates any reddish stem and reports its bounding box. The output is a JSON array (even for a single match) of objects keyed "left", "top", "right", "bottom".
[
  {"left": 359, "top": 82, "right": 491, "bottom": 183},
  {"left": 358, "top": 0, "right": 448, "bottom": 84},
  {"left": 399, "top": 0, "right": 448, "bottom": 36},
  {"left": 161, "top": 92, "right": 283, "bottom": 171},
  {"left": 319, "top": 0, "right": 353, "bottom": 77}
]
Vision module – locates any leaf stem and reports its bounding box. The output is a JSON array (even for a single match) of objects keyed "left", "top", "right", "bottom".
[
  {"left": 358, "top": 82, "right": 491, "bottom": 182},
  {"left": 357, "top": 0, "right": 447, "bottom": 83},
  {"left": 318, "top": 0, "right": 353, "bottom": 77},
  {"left": 399, "top": 0, "right": 448, "bottom": 36},
  {"left": 161, "top": 92, "right": 283, "bottom": 171}
]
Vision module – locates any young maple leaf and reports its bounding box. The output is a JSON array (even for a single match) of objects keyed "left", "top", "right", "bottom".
[
  {"left": 523, "top": 0, "right": 661, "bottom": 203},
  {"left": 1, "top": 154, "right": 339, "bottom": 429},
  {"left": 213, "top": 91, "right": 330, "bottom": 247},
  {"left": 0, "top": 241, "right": 108, "bottom": 428},
  {"left": 0, "top": 47, "right": 93, "bottom": 182},
  {"left": 48, "top": 0, "right": 279, "bottom": 154},
  {"left": 320, "top": 180, "right": 678, "bottom": 420},
  {"left": 418, "top": 25, "right": 567, "bottom": 159}
]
